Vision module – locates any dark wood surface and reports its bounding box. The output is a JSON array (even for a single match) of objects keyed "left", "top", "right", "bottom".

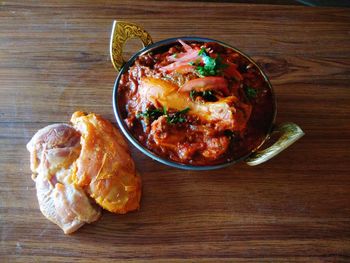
[{"left": 1, "top": 1, "right": 349, "bottom": 262}]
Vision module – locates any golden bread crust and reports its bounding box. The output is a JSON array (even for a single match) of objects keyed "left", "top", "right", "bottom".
[{"left": 71, "top": 111, "right": 141, "bottom": 213}]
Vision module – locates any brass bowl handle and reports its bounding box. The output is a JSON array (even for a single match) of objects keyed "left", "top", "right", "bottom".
[
  {"left": 245, "top": 123, "right": 305, "bottom": 166},
  {"left": 110, "top": 20, "right": 153, "bottom": 72}
]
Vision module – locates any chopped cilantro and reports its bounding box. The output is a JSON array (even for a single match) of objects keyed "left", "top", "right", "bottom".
[
  {"left": 190, "top": 90, "right": 217, "bottom": 102},
  {"left": 136, "top": 108, "right": 163, "bottom": 120},
  {"left": 138, "top": 106, "right": 190, "bottom": 125},
  {"left": 166, "top": 107, "right": 190, "bottom": 124},
  {"left": 189, "top": 90, "right": 195, "bottom": 101},
  {"left": 198, "top": 47, "right": 206, "bottom": 56},
  {"left": 197, "top": 55, "right": 217, "bottom": 76},
  {"left": 193, "top": 47, "right": 227, "bottom": 77},
  {"left": 244, "top": 86, "right": 258, "bottom": 100}
]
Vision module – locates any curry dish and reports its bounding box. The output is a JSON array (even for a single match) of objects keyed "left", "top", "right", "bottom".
[{"left": 118, "top": 40, "right": 274, "bottom": 165}]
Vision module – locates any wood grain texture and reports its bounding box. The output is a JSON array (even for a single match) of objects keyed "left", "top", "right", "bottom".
[{"left": 0, "top": 1, "right": 349, "bottom": 262}]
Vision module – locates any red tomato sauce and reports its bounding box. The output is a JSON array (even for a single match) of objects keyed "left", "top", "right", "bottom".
[{"left": 118, "top": 41, "right": 274, "bottom": 166}]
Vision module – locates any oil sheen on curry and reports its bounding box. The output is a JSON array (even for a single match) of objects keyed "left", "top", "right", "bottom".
[{"left": 118, "top": 40, "right": 274, "bottom": 166}]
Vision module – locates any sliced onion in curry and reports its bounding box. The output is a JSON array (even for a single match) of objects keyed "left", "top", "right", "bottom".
[{"left": 118, "top": 40, "right": 274, "bottom": 165}]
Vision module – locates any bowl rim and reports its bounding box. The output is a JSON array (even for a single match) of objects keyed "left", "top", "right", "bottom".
[{"left": 113, "top": 36, "right": 277, "bottom": 170}]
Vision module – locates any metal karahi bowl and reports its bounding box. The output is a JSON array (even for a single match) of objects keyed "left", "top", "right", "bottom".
[{"left": 110, "top": 20, "right": 304, "bottom": 170}]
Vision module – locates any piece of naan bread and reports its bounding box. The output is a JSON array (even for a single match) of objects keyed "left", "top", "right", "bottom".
[{"left": 27, "top": 112, "right": 141, "bottom": 234}]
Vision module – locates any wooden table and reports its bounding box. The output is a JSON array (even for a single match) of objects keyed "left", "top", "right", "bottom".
[{"left": 1, "top": 1, "right": 349, "bottom": 262}]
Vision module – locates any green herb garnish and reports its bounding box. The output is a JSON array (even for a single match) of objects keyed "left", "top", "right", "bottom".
[
  {"left": 137, "top": 106, "right": 190, "bottom": 125},
  {"left": 190, "top": 90, "right": 217, "bottom": 102},
  {"left": 197, "top": 48, "right": 217, "bottom": 76},
  {"left": 191, "top": 47, "right": 228, "bottom": 77},
  {"left": 244, "top": 86, "right": 258, "bottom": 100},
  {"left": 166, "top": 107, "right": 190, "bottom": 124},
  {"left": 136, "top": 108, "right": 163, "bottom": 120},
  {"left": 198, "top": 47, "right": 206, "bottom": 56},
  {"left": 189, "top": 90, "right": 196, "bottom": 101}
]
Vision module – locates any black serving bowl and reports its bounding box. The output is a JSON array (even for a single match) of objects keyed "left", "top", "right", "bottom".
[{"left": 110, "top": 21, "right": 304, "bottom": 170}]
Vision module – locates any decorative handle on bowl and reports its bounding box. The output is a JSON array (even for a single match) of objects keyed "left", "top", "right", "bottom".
[
  {"left": 110, "top": 20, "right": 153, "bottom": 72},
  {"left": 245, "top": 122, "right": 305, "bottom": 166}
]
